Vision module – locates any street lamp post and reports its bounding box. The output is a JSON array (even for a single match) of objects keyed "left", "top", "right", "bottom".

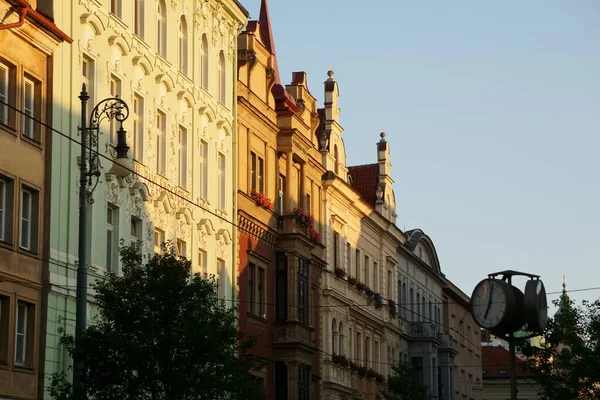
[{"left": 73, "top": 84, "right": 132, "bottom": 399}]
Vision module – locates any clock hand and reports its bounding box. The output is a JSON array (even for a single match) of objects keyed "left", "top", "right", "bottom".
[{"left": 484, "top": 284, "right": 494, "bottom": 319}]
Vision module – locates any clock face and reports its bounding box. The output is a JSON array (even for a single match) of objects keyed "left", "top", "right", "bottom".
[
  {"left": 524, "top": 279, "right": 548, "bottom": 333},
  {"left": 471, "top": 279, "right": 513, "bottom": 330}
]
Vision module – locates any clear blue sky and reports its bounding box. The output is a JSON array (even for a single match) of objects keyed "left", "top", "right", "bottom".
[{"left": 244, "top": 1, "right": 600, "bottom": 309}]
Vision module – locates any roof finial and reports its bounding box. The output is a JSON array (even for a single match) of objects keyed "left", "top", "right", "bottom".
[
  {"left": 327, "top": 70, "right": 335, "bottom": 80},
  {"left": 562, "top": 274, "right": 567, "bottom": 292},
  {"left": 380, "top": 132, "right": 386, "bottom": 141}
]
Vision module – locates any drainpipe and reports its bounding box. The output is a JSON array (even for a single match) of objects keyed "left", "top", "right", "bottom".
[{"left": 0, "top": 0, "right": 30, "bottom": 31}]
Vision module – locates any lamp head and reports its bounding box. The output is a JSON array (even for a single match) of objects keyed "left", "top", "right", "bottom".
[{"left": 110, "top": 125, "right": 133, "bottom": 178}]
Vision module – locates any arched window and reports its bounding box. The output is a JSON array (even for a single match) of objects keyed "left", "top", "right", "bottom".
[
  {"left": 331, "top": 318, "right": 337, "bottom": 354},
  {"left": 334, "top": 144, "right": 339, "bottom": 175},
  {"left": 218, "top": 51, "right": 226, "bottom": 104},
  {"left": 178, "top": 16, "right": 188, "bottom": 75},
  {"left": 200, "top": 34, "right": 209, "bottom": 89},
  {"left": 157, "top": 0, "right": 166, "bottom": 57}
]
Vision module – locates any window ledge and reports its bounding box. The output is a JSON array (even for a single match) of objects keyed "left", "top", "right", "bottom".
[
  {"left": 18, "top": 246, "right": 39, "bottom": 258},
  {"left": 13, "top": 364, "right": 35, "bottom": 374},
  {"left": 247, "top": 312, "right": 268, "bottom": 323},
  {"left": 21, "top": 134, "right": 43, "bottom": 149},
  {"left": 0, "top": 123, "right": 17, "bottom": 137},
  {"left": 0, "top": 240, "right": 14, "bottom": 251}
]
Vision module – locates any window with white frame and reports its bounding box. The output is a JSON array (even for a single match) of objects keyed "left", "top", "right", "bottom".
[
  {"left": 199, "top": 35, "right": 208, "bottom": 89},
  {"left": 248, "top": 262, "right": 266, "bottom": 318},
  {"left": 82, "top": 56, "right": 95, "bottom": 105},
  {"left": 109, "top": 75, "right": 122, "bottom": 145},
  {"left": 176, "top": 238, "right": 186, "bottom": 258},
  {"left": 157, "top": 0, "right": 166, "bottom": 57},
  {"left": 0, "top": 175, "right": 14, "bottom": 244},
  {"left": 22, "top": 77, "right": 36, "bottom": 141},
  {"left": 110, "top": 0, "right": 122, "bottom": 18},
  {"left": 178, "top": 16, "right": 188, "bottom": 75},
  {"left": 19, "top": 186, "right": 38, "bottom": 252},
  {"left": 197, "top": 248, "right": 207, "bottom": 275},
  {"left": 156, "top": 110, "right": 166, "bottom": 175},
  {"left": 217, "top": 259, "right": 225, "bottom": 298},
  {"left": 15, "top": 301, "right": 34, "bottom": 367},
  {"left": 154, "top": 228, "right": 164, "bottom": 255},
  {"left": 364, "top": 255, "right": 369, "bottom": 287},
  {"left": 134, "top": 0, "right": 144, "bottom": 38},
  {"left": 106, "top": 205, "right": 118, "bottom": 273},
  {"left": 277, "top": 174, "right": 285, "bottom": 215},
  {"left": 198, "top": 139, "right": 208, "bottom": 200},
  {"left": 132, "top": 94, "right": 144, "bottom": 161},
  {"left": 130, "top": 217, "right": 141, "bottom": 245},
  {"left": 250, "top": 152, "right": 264, "bottom": 193},
  {"left": 0, "top": 60, "right": 12, "bottom": 127},
  {"left": 178, "top": 125, "right": 187, "bottom": 189},
  {"left": 217, "top": 51, "right": 226, "bottom": 105},
  {"left": 217, "top": 153, "right": 225, "bottom": 210}
]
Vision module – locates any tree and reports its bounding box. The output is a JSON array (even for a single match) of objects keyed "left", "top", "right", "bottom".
[
  {"left": 522, "top": 288, "right": 600, "bottom": 400},
  {"left": 380, "top": 362, "right": 429, "bottom": 400},
  {"left": 49, "top": 244, "right": 266, "bottom": 400}
]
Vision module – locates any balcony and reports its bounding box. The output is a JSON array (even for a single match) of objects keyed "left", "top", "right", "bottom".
[
  {"left": 409, "top": 322, "right": 439, "bottom": 341},
  {"left": 323, "top": 360, "right": 352, "bottom": 389}
]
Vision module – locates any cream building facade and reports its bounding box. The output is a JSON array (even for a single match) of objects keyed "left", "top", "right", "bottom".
[{"left": 39, "top": 0, "right": 247, "bottom": 392}]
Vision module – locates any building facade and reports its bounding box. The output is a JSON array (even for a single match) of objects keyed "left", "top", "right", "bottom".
[
  {"left": 42, "top": 0, "right": 247, "bottom": 394},
  {"left": 443, "top": 280, "right": 483, "bottom": 400},
  {"left": 237, "top": 2, "right": 327, "bottom": 398},
  {"left": 0, "top": 1, "right": 70, "bottom": 398},
  {"left": 481, "top": 346, "right": 541, "bottom": 400},
  {"left": 320, "top": 93, "right": 405, "bottom": 398}
]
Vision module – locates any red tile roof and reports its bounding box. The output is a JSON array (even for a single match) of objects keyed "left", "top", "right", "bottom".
[
  {"left": 482, "top": 346, "right": 531, "bottom": 379},
  {"left": 347, "top": 164, "right": 378, "bottom": 208}
]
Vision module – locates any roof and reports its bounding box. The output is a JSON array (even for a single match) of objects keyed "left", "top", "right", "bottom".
[
  {"left": 258, "top": 0, "right": 280, "bottom": 84},
  {"left": 347, "top": 164, "right": 378, "bottom": 208},
  {"left": 482, "top": 346, "right": 531, "bottom": 379}
]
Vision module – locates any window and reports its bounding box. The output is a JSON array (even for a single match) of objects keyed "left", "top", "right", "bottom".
[
  {"left": 305, "top": 193, "right": 310, "bottom": 215},
  {"left": 375, "top": 340, "right": 380, "bottom": 372},
  {"left": 178, "top": 126, "right": 188, "bottom": 188},
  {"left": 199, "top": 35, "right": 208, "bottom": 89},
  {"left": 156, "top": 111, "right": 166, "bottom": 175},
  {"left": 275, "top": 252, "right": 287, "bottom": 321},
  {"left": 274, "top": 361, "right": 288, "bottom": 400},
  {"left": 109, "top": 75, "right": 122, "bottom": 144},
  {"left": 176, "top": 239, "right": 186, "bottom": 258},
  {"left": 388, "top": 269, "right": 392, "bottom": 299},
  {"left": 0, "top": 61, "right": 10, "bottom": 126},
  {"left": 217, "top": 259, "right": 225, "bottom": 298},
  {"left": 106, "top": 205, "right": 118, "bottom": 273},
  {"left": 250, "top": 152, "right": 264, "bottom": 193},
  {"left": 132, "top": 95, "right": 144, "bottom": 161},
  {"left": 156, "top": 0, "right": 166, "bottom": 57},
  {"left": 22, "top": 76, "right": 40, "bottom": 141},
  {"left": 218, "top": 51, "right": 226, "bottom": 104},
  {"left": 82, "top": 56, "right": 95, "bottom": 105},
  {"left": 373, "top": 261, "right": 378, "bottom": 291},
  {"left": 19, "top": 187, "right": 38, "bottom": 252},
  {"left": 277, "top": 174, "right": 285, "bottom": 215},
  {"left": 364, "top": 255, "right": 369, "bottom": 287},
  {"left": 334, "top": 144, "right": 339, "bottom": 175},
  {"left": 298, "top": 364, "right": 310, "bottom": 400},
  {"left": 346, "top": 243, "right": 351, "bottom": 270},
  {"left": 134, "top": 0, "right": 144, "bottom": 38},
  {"left": 15, "top": 301, "right": 34, "bottom": 367},
  {"left": 0, "top": 176, "right": 14, "bottom": 244},
  {"left": 410, "top": 287, "right": 414, "bottom": 321},
  {"left": 402, "top": 282, "right": 407, "bottom": 318},
  {"left": 198, "top": 139, "right": 208, "bottom": 199},
  {"left": 356, "top": 332, "right": 362, "bottom": 363},
  {"left": 154, "top": 228, "right": 164, "bottom": 255},
  {"left": 197, "top": 248, "right": 207, "bottom": 275},
  {"left": 248, "top": 262, "right": 266, "bottom": 318},
  {"left": 297, "top": 257, "right": 309, "bottom": 325},
  {"left": 178, "top": 16, "right": 188, "bottom": 75},
  {"left": 355, "top": 249, "right": 360, "bottom": 280},
  {"left": 110, "top": 0, "right": 122, "bottom": 18},
  {"left": 130, "top": 217, "right": 141, "bottom": 244},
  {"left": 365, "top": 336, "right": 370, "bottom": 367},
  {"left": 331, "top": 318, "right": 337, "bottom": 354},
  {"left": 348, "top": 327, "right": 353, "bottom": 359},
  {"left": 333, "top": 232, "right": 339, "bottom": 268},
  {"left": 217, "top": 153, "right": 226, "bottom": 210}
]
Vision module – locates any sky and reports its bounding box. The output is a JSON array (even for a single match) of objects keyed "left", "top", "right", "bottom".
[{"left": 243, "top": 0, "right": 600, "bottom": 310}]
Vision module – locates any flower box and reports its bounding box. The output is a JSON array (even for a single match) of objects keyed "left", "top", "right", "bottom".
[
  {"left": 293, "top": 207, "right": 314, "bottom": 229},
  {"left": 334, "top": 268, "right": 347, "bottom": 279},
  {"left": 250, "top": 191, "right": 273, "bottom": 210}
]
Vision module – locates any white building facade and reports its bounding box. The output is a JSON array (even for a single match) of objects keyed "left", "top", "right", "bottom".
[{"left": 41, "top": 0, "right": 247, "bottom": 391}]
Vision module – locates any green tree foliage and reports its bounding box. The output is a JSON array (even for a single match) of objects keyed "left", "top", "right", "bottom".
[
  {"left": 380, "top": 362, "right": 429, "bottom": 400},
  {"left": 49, "top": 244, "right": 266, "bottom": 400},
  {"left": 522, "top": 292, "right": 600, "bottom": 400}
]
